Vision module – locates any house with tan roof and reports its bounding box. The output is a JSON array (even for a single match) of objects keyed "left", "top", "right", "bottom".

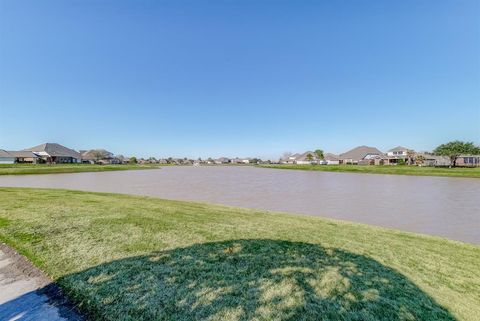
[
  {"left": 339, "top": 146, "right": 384, "bottom": 165},
  {"left": 323, "top": 153, "right": 340, "bottom": 165}
]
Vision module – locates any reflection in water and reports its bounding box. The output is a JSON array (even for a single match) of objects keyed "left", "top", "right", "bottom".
[{"left": 0, "top": 166, "right": 479, "bottom": 244}]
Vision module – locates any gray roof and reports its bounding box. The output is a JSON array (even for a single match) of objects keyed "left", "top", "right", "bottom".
[
  {"left": 388, "top": 146, "right": 410, "bottom": 152},
  {"left": 7, "top": 151, "right": 37, "bottom": 158},
  {"left": 339, "top": 146, "right": 384, "bottom": 161},
  {"left": 296, "top": 151, "right": 316, "bottom": 161},
  {"left": 0, "top": 149, "right": 14, "bottom": 158},
  {"left": 324, "top": 153, "right": 339, "bottom": 161},
  {"left": 24, "top": 143, "right": 81, "bottom": 159}
]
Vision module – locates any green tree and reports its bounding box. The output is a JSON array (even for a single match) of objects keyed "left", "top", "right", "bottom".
[
  {"left": 306, "top": 153, "right": 313, "bottom": 162},
  {"left": 433, "top": 141, "right": 480, "bottom": 167},
  {"left": 314, "top": 149, "right": 324, "bottom": 160},
  {"left": 129, "top": 157, "right": 137, "bottom": 164}
]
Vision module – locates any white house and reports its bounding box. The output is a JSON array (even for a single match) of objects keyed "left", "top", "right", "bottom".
[{"left": 323, "top": 153, "right": 340, "bottom": 165}]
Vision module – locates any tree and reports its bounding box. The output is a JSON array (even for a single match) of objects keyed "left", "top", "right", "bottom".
[
  {"left": 415, "top": 155, "right": 425, "bottom": 166},
  {"left": 306, "top": 153, "right": 313, "bottom": 162},
  {"left": 314, "top": 149, "right": 324, "bottom": 160},
  {"left": 406, "top": 150, "right": 415, "bottom": 165},
  {"left": 129, "top": 157, "right": 137, "bottom": 164},
  {"left": 433, "top": 141, "right": 480, "bottom": 167}
]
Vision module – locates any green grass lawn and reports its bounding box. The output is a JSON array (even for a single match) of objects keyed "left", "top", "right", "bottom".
[
  {"left": 0, "top": 163, "right": 160, "bottom": 175},
  {"left": 0, "top": 188, "right": 479, "bottom": 321},
  {"left": 259, "top": 164, "right": 480, "bottom": 178}
]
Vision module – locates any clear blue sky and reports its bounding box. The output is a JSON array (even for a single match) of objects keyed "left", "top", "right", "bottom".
[{"left": 1, "top": 0, "right": 479, "bottom": 159}]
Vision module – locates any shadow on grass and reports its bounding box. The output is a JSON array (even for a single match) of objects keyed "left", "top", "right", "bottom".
[{"left": 59, "top": 239, "right": 456, "bottom": 321}]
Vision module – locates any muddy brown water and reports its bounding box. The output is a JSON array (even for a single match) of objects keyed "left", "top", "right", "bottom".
[{"left": 0, "top": 166, "right": 479, "bottom": 244}]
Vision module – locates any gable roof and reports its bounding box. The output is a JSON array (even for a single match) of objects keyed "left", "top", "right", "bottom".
[
  {"left": 324, "top": 153, "right": 339, "bottom": 161},
  {"left": 296, "top": 151, "right": 316, "bottom": 161},
  {"left": 339, "top": 146, "right": 383, "bottom": 161},
  {"left": 24, "top": 143, "right": 81, "bottom": 159}
]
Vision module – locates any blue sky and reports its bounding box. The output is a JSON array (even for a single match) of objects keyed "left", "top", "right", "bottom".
[{"left": 1, "top": 0, "right": 479, "bottom": 159}]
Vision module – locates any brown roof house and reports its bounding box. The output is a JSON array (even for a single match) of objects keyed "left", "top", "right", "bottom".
[
  {"left": 24, "top": 143, "right": 81, "bottom": 164},
  {"left": 339, "top": 146, "right": 384, "bottom": 165}
]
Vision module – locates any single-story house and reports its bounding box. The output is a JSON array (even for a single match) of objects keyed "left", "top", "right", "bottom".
[
  {"left": 24, "top": 143, "right": 81, "bottom": 164},
  {"left": 323, "top": 153, "right": 340, "bottom": 165},
  {"left": 80, "top": 149, "right": 119, "bottom": 164},
  {"left": 338, "top": 146, "right": 384, "bottom": 164},
  {"left": 0, "top": 150, "right": 15, "bottom": 164},
  {"left": 416, "top": 153, "right": 451, "bottom": 167},
  {"left": 0, "top": 150, "right": 38, "bottom": 164},
  {"left": 279, "top": 153, "right": 300, "bottom": 164},
  {"left": 294, "top": 151, "right": 318, "bottom": 165},
  {"left": 456, "top": 155, "right": 480, "bottom": 167},
  {"left": 215, "top": 157, "right": 231, "bottom": 164}
]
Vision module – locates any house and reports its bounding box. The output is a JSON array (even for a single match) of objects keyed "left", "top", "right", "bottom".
[
  {"left": 24, "top": 143, "right": 81, "bottom": 164},
  {"left": 279, "top": 153, "right": 300, "bottom": 164},
  {"left": 385, "top": 146, "right": 414, "bottom": 165},
  {"left": 323, "top": 153, "right": 340, "bottom": 165},
  {"left": 8, "top": 151, "right": 38, "bottom": 163},
  {"left": 416, "top": 153, "right": 451, "bottom": 167},
  {"left": 294, "top": 151, "right": 318, "bottom": 165},
  {"left": 455, "top": 155, "right": 480, "bottom": 167},
  {"left": 215, "top": 157, "right": 230, "bottom": 164},
  {"left": 80, "top": 149, "right": 116, "bottom": 164},
  {"left": 0, "top": 150, "right": 15, "bottom": 164},
  {"left": 338, "top": 146, "right": 384, "bottom": 164}
]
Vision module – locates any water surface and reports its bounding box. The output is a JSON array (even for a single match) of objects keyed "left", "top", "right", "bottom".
[{"left": 1, "top": 166, "right": 479, "bottom": 244}]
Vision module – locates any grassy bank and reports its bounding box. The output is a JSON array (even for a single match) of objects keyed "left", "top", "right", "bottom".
[
  {"left": 0, "top": 188, "right": 478, "bottom": 321},
  {"left": 259, "top": 164, "right": 480, "bottom": 178},
  {"left": 0, "top": 163, "right": 160, "bottom": 175}
]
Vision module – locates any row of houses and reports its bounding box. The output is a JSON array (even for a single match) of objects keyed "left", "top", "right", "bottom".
[
  {"left": 280, "top": 146, "right": 480, "bottom": 167},
  {"left": 0, "top": 143, "right": 124, "bottom": 164}
]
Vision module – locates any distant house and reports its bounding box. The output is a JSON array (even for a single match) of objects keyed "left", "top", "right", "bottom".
[
  {"left": 81, "top": 149, "right": 118, "bottom": 164},
  {"left": 323, "top": 153, "right": 340, "bottom": 165},
  {"left": 24, "top": 143, "right": 81, "bottom": 164},
  {"left": 338, "top": 146, "right": 384, "bottom": 164},
  {"left": 455, "top": 155, "right": 480, "bottom": 167},
  {"left": 294, "top": 151, "right": 317, "bottom": 165},
  {"left": 416, "top": 153, "right": 451, "bottom": 167},
  {"left": 279, "top": 153, "right": 300, "bottom": 164},
  {"left": 385, "top": 146, "right": 414, "bottom": 165},
  {"left": 0, "top": 150, "right": 38, "bottom": 164},
  {"left": 215, "top": 157, "right": 230, "bottom": 164},
  {"left": 0, "top": 150, "right": 15, "bottom": 164}
]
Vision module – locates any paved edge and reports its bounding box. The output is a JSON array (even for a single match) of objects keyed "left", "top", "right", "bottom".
[{"left": 0, "top": 243, "right": 85, "bottom": 321}]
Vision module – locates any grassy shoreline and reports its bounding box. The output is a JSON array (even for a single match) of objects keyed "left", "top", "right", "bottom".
[
  {"left": 0, "top": 163, "right": 160, "bottom": 175},
  {"left": 0, "top": 188, "right": 478, "bottom": 321},
  {"left": 259, "top": 164, "right": 480, "bottom": 178}
]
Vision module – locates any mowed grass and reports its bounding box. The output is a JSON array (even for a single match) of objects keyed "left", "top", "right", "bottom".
[
  {"left": 259, "top": 164, "right": 480, "bottom": 178},
  {"left": 0, "top": 163, "right": 160, "bottom": 175},
  {"left": 0, "top": 188, "right": 479, "bottom": 321}
]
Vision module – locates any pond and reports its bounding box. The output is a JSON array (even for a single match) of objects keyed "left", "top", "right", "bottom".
[{"left": 0, "top": 166, "right": 479, "bottom": 244}]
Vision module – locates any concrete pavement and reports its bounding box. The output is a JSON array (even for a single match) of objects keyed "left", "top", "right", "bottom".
[{"left": 0, "top": 244, "right": 84, "bottom": 321}]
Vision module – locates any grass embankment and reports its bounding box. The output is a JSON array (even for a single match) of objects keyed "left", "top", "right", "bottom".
[
  {"left": 259, "top": 164, "right": 480, "bottom": 178},
  {"left": 0, "top": 188, "right": 479, "bottom": 321},
  {"left": 0, "top": 163, "right": 160, "bottom": 175}
]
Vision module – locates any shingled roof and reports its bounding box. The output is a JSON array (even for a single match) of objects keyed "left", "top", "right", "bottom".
[
  {"left": 24, "top": 143, "right": 81, "bottom": 159},
  {"left": 339, "top": 146, "right": 383, "bottom": 161}
]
